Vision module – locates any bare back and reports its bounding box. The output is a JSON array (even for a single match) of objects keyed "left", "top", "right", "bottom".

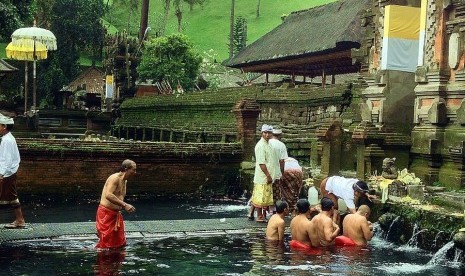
[
  {"left": 342, "top": 213, "right": 373, "bottom": 246},
  {"left": 312, "top": 213, "right": 339, "bottom": 247},
  {"left": 290, "top": 214, "right": 318, "bottom": 247},
  {"left": 99, "top": 172, "right": 127, "bottom": 211},
  {"left": 266, "top": 214, "right": 285, "bottom": 241}
]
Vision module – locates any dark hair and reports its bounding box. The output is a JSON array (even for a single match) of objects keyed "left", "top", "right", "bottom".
[
  {"left": 5, "top": 124, "right": 13, "bottom": 131},
  {"left": 353, "top": 180, "right": 369, "bottom": 195},
  {"left": 321, "top": 197, "right": 334, "bottom": 211},
  {"left": 296, "top": 199, "right": 310, "bottom": 214},
  {"left": 275, "top": 200, "right": 288, "bottom": 213}
]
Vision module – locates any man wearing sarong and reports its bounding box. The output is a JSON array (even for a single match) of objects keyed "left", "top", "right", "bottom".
[
  {"left": 248, "top": 124, "right": 275, "bottom": 222},
  {"left": 280, "top": 157, "right": 303, "bottom": 216},
  {"left": 268, "top": 128, "right": 288, "bottom": 213},
  {"left": 96, "top": 159, "right": 137, "bottom": 249},
  {"left": 0, "top": 113, "right": 26, "bottom": 229}
]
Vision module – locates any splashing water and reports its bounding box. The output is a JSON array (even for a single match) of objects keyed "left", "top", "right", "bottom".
[
  {"left": 384, "top": 216, "right": 401, "bottom": 241},
  {"left": 404, "top": 224, "right": 427, "bottom": 248},
  {"left": 427, "top": 241, "right": 454, "bottom": 265}
]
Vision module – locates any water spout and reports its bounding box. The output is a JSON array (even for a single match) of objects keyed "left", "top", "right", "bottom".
[
  {"left": 384, "top": 216, "right": 401, "bottom": 241},
  {"left": 239, "top": 189, "right": 247, "bottom": 201},
  {"left": 406, "top": 224, "right": 427, "bottom": 248},
  {"left": 427, "top": 241, "right": 454, "bottom": 265},
  {"left": 432, "top": 231, "right": 445, "bottom": 250}
]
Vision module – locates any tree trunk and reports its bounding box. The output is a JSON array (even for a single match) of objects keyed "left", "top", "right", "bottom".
[
  {"left": 139, "top": 0, "right": 150, "bottom": 42},
  {"left": 256, "top": 0, "right": 261, "bottom": 18},
  {"left": 229, "top": 0, "right": 235, "bottom": 58},
  {"left": 175, "top": 8, "right": 183, "bottom": 33},
  {"left": 159, "top": 0, "right": 171, "bottom": 36}
]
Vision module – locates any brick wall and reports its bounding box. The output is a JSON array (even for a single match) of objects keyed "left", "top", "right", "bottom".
[{"left": 16, "top": 139, "right": 243, "bottom": 196}]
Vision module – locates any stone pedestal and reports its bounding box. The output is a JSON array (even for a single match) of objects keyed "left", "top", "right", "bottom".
[
  {"left": 232, "top": 99, "right": 260, "bottom": 161},
  {"left": 316, "top": 120, "right": 343, "bottom": 177},
  {"left": 352, "top": 121, "right": 385, "bottom": 180}
]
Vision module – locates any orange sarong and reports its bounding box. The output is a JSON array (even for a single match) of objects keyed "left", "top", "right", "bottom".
[{"left": 95, "top": 205, "right": 126, "bottom": 249}]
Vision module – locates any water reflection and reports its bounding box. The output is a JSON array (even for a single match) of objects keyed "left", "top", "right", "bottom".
[
  {"left": 0, "top": 233, "right": 464, "bottom": 275},
  {"left": 93, "top": 249, "right": 126, "bottom": 276}
]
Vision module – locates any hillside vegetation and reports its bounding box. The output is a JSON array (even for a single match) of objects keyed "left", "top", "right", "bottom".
[{"left": 104, "top": 0, "right": 336, "bottom": 60}]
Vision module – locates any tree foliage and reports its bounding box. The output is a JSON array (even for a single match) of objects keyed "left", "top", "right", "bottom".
[
  {"left": 0, "top": 0, "right": 33, "bottom": 40},
  {"left": 137, "top": 33, "right": 202, "bottom": 91},
  {"left": 228, "top": 16, "right": 247, "bottom": 56},
  {"left": 35, "top": 0, "right": 105, "bottom": 106}
]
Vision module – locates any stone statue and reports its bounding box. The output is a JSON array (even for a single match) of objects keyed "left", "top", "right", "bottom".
[{"left": 381, "top": 157, "right": 398, "bottom": 179}]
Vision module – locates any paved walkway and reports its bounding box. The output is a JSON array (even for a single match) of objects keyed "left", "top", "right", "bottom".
[{"left": 0, "top": 218, "right": 266, "bottom": 243}]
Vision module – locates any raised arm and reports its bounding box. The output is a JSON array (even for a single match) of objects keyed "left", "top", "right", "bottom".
[
  {"left": 323, "top": 219, "right": 340, "bottom": 243},
  {"left": 361, "top": 219, "right": 374, "bottom": 242}
]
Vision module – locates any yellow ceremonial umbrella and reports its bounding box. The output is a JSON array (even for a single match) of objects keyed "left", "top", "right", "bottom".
[
  {"left": 6, "top": 39, "right": 48, "bottom": 114},
  {"left": 10, "top": 24, "right": 57, "bottom": 113}
]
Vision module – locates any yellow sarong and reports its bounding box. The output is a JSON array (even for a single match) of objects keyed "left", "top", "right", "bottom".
[{"left": 251, "top": 183, "right": 274, "bottom": 208}]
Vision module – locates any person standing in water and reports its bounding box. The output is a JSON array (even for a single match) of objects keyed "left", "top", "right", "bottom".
[
  {"left": 265, "top": 200, "right": 289, "bottom": 241},
  {"left": 341, "top": 205, "right": 373, "bottom": 246},
  {"left": 311, "top": 197, "right": 340, "bottom": 247},
  {"left": 96, "top": 159, "right": 137, "bottom": 249}
]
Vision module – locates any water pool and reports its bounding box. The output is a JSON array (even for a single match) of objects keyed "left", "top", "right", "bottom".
[
  {"left": 0, "top": 233, "right": 463, "bottom": 275},
  {"left": 0, "top": 196, "right": 463, "bottom": 275},
  {"left": 0, "top": 195, "right": 250, "bottom": 223}
]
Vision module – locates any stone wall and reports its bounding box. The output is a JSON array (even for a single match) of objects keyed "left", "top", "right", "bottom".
[
  {"left": 115, "top": 83, "right": 364, "bottom": 166},
  {"left": 16, "top": 139, "right": 243, "bottom": 196}
]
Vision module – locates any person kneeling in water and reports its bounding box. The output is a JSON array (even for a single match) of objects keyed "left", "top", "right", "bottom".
[
  {"left": 289, "top": 199, "right": 319, "bottom": 249},
  {"left": 266, "top": 200, "right": 289, "bottom": 241},
  {"left": 338, "top": 205, "right": 373, "bottom": 246}
]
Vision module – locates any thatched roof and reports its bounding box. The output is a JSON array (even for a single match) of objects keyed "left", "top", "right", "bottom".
[
  {"left": 225, "top": 0, "right": 370, "bottom": 77},
  {"left": 61, "top": 67, "right": 104, "bottom": 95},
  {"left": 0, "top": 59, "right": 17, "bottom": 73}
]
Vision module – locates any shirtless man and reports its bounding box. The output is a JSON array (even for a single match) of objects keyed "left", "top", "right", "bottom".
[
  {"left": 96, "top": 159, "right": 137, "bottom": 249},
  {"left": 290, "top": 199, "right": 319, "bottom": 248},
  {"left": 311, "top": 197, "right": 340, "bottom": 247},
  {"left": 266, "top": 200, "right": 289, "bottom": 241},
  {"left": 342, "top": 205, "right": 374, "bottom": 246}
]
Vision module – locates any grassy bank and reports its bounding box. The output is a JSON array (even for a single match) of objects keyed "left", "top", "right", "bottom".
[{"left": 104, "top": 0, "right": 336, "bottom": 60}]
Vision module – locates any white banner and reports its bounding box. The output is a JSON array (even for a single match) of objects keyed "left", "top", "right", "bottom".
[{"left": 105, "top": 75, "right": 114, "bottom": 99}]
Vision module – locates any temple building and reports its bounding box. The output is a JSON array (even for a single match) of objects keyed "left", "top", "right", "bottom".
[{"left": 224, "top": 0, "right": 465, "bottom": 189}]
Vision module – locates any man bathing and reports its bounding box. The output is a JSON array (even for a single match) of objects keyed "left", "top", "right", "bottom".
[
  {"left": 96, "top": 159, "right": 137, "bottom": 249},
  {"left": 290, "top": 199, "right": 319, "bottom": 248},
  {"left": 311, "top": 197, "right": 340, "bottom": 247},
  {"left": 266, "top": 200, "right": 289, "bottom": 241},
  {"left": 320, "top": 176, "right": 376, "bottom": 225},
  {"left": 342, "top": 205, "right": 374, "bottom": 246}
]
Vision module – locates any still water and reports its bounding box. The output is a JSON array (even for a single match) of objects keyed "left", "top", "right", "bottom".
[{"left": 0, "top": 196, "right": 464, "bottom": 275}]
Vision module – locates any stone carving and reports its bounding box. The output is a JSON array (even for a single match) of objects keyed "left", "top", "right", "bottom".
[
  {"left": 456, "top": 98, "right": 465, "bottom": 125},
  {"left": 359, "top": 103, "right": 372, "bottom": 122},
  {"left": 428, "top": 99, "right": 447, "bottom": 125},
  {"left": 448, "top": 33, "right": 461, "bottom": 69},
  {"left": 381, "top": 157, "right": 398, "bottom": 179}
]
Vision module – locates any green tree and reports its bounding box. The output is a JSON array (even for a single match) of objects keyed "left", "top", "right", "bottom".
[
  {"left": 36, "top": 0, "right": 105, "bottom": 106},
  {"left": 137, "top": 33, "right": 202, "bottom": 91},
  {"left": 228, "top": 16, "right": 247, "bottom": 56},
  {"left": 0, "top": 0, "right": 33, "bottom": 40},
  {"left": 183, "top": 0, "right": 207, "bottom": 12}
]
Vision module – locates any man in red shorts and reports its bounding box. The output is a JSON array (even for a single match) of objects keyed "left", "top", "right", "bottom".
[{"left": 96, "top": 159, "right": 137, "bottom": 249}]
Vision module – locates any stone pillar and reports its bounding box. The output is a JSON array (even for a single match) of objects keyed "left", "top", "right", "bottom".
[
  {"left": 232, "top": 99, "right": 261, "bottom": 161},
  {"left": 315, "top": 120, "right": 343, "bottom": 178},
  {"left": 352, "top": 121, "right": 385, "bottom": 180}
]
